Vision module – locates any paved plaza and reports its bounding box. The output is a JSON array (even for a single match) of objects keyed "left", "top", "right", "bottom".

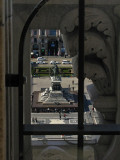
[
  {"left": 31, "top": 76, "right": 102, "bottom": 144},
  {"left": 31, "top": 77, "right": 78, "bottom": 93},
  {"left": 31, "top": 107, "right": 102, "bottom": 126},
  {"left": 31, "top": 76, "right": 92, "bottom": 93},
  {"left": 31, "top": 106, "right": 102, "bottom": 143}
]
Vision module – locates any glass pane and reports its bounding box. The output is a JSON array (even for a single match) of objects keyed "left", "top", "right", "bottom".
[
  {"left": 31, "top": 137, "right": 78, "bottom": 160},
  {"left": 31, "top": 29, "right": 76, "bottom": 125},
  {"left": 31, "top": 76, "right": 78, "bottom": 123},
  {"left": 31, "top": 134, "right": 97, "bottom": 160}
]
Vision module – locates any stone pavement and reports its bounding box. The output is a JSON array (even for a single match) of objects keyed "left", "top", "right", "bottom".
[
  {"left": 31, "top": 76, "right": 79, "bottom": 93},
  {"left": 31, "top": 77, "right": 102, "bottom": 143},
  {"left": 31, "top": 105, "right": 102, "bottom": 144},
  {"left": 31, "top": 77, "right": 93, "bottom": 94}
]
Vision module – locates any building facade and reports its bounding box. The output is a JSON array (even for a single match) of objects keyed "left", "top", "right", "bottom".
[{"left": 31, "top": 29, "right": 64, "bottom": 57}]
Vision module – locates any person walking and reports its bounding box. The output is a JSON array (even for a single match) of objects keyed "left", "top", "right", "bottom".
[
  {"left": 72, "top": 80, "right": 74, "bottom": 85},
  {"left": 59, "top": 112, "right": 61, "bottom": 120},
  {"left": 64, "top": 113, "right": 66, "bottom": 120}
]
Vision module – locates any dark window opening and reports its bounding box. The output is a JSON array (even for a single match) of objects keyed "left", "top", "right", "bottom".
[
  {"left": 33, "top": 44, "right": 39, "bottom": 50},
  {"left": 41, "top": 30, "right": 45, "bottom": 35},
  {"left": 48, "top": 40, "right": 58, "bottom": 56},
  {"left": 34, "top": 38, "right": 37, "bottom": 43},
  {"left": 49, "top": 30, "right": 56, "bottom": 36},
  {"left": 34, "top": 30, "right": 37, "bottom": 35}
]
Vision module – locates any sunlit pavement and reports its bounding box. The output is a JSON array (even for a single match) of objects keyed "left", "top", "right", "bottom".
[
  {"left": 31, "top": 106, "right": 102, "bottom": 144},
  {"left": 31, "top": 76, "right": 102, "bottom": 144}
]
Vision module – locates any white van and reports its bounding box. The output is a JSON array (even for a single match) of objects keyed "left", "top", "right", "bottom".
[
  {"left": 37, "top": 57, "right": 46, "bottom": 61},
  {"left": 62, "top": 60, "right": 72, "bottom": 64}
]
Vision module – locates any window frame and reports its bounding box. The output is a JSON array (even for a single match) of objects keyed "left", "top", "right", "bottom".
[{"left": 9, "top": 0, "right": 120, "bottom": 160}]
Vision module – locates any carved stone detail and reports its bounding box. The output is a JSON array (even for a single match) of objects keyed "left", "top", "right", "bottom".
[
  {"left": 60, "top": 6, "right": 118, "bottom": 160},
  {"left": 33, "top": 145, "right": 95, "bottom": 160},
  {"left": 60, "top": 9, "right": 78, "bottom": 34},
  {"left": 37, "top": 146, "right": 76, "bottom": 160},
  {"left": 85, "top": 8, "right": 115, "bottom": 96},
  {"left": 61, "top": 7, "right": 115, "bottom": 96}
]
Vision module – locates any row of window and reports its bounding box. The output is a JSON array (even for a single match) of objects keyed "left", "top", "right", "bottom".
[
  {"left": 32, "top": 29, "right": 60, "bottom": 36},
  {"left": 32, "top": 38, "right": 48, "bottom": 44}
]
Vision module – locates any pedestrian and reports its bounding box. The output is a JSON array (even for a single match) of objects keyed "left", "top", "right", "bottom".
[
  {"left": 68, "top": 84, "right": 70, "bottom": 91},
  {"left": 55, "top": 108, "right": 56, "bottom": 112},
  {"left": 60, "top": 114, "right": 61, "bottom": 120},
  {"left": 72, "top": 80, "right": 74, "bottom": 85},
  {"left": 35, "top": 118, "right": 37, "bottom": 123},
  {"left": 47, "top": 108, "right": 50, "bottom": 112},
  {"left": 59, "top": 112, "right": 61, "bottom": 120},
  {"left": 73, "top": 87, "right": 74, "bottom": 91},
  {"left": 32, "top": 117, "right": 35, "bottom": 122},
  {"left": 64, "top": 113, "right": 66, "bottom": 119}
]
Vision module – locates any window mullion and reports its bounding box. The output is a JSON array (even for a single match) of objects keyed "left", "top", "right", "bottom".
[
  {"left": 18, "top": 1, "right": 48, "bottom": 160},
  {"left": 78, "top": 0, "right": 85, "bottom": 159}
]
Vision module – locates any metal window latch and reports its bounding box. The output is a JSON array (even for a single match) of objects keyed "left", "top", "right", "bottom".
[{"left": 5, "top": 74, "right": 27, "bottom": 87}]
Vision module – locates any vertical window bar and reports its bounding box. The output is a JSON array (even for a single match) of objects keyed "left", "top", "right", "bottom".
[
  {"left": 78, "top": 0, "right": 85, "bottom": 159},
  {"left": 18, "top": 1, "right": 48, "bottom": 159}
]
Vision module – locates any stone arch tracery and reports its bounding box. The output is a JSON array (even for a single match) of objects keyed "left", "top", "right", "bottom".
[
  {"left": 37, "top": 146, "right": 76, "bottom": 160},
  {"left": 85, "top": 7, "right": 115, "bottom": 96},
  {"left": 60, "top": 6, "right": 118, "bottom": 160},
  {"left": 61, "top": 7, "right": 116, "bottom": 96}
]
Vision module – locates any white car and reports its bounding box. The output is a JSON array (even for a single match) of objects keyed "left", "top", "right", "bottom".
[
  {"left": 36, "top": 61, "right": 46, "bottom": 64},
  {"left": 62, "top": 60, "right": 72, "bottom": 64},
  {"left": 50, "top": 61, "right": 59, "bottom": 64},
  {"left": 37, "top": 57, "right": 46, "bottom": 61}
]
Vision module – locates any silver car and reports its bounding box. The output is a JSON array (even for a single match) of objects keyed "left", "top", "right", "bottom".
[
  {"left": 50, "top": 61, "right": 59, "bottom": 64},
  {"left": 36, "top": 61, "right": 46, "bottom": 64},
  {"left": 62, "top": 60, "right": 72, "bottom": 64}
]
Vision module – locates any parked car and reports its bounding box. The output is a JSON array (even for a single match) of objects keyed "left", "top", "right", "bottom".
[
  {"left": 36, "top": 61, "right": 47, "bottom": 64},
  {"left": 31, "top": 51, "right": 39, "bottom": 58},
  {"left": 50, "top": 61, "right": 59, "bottom": 64},
  {"left": 62, "top": 60, "right": 72, "bottom": 64},
  {"left": 31, "top": 61, "right": 37, "bottom": 67},
  {"left": 37, "top": 57, "right": 46, "bottom": 61}
]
